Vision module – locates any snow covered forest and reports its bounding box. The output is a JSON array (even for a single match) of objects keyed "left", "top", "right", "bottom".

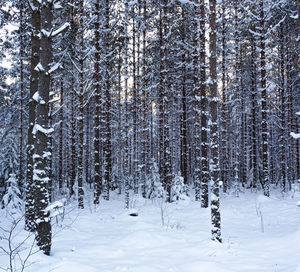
[{"left": 0, "top": 0, "right": 300, "bottom": 271}]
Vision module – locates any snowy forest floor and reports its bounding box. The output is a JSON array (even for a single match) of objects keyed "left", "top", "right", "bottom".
[{"left": 1, "top": 188, "right": 300, "bottom": 272}]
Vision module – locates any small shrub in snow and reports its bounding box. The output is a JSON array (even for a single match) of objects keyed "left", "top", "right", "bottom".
[
  {"left": 146, "top": 160, "right": 165, "bottom": 200},
  {"left": 171, "top": 173, "right": 189, "bottom": 202},
  {"left": 0, "top": 215, "right": 37, "bottom": 272},
  {"left": 2, "top": 173, "right": 22, "bottom": 213},
  {"left": 110, "top": 164, "right": 119, "bottom": 191}
]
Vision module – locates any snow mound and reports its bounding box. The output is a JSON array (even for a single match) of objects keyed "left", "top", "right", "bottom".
[
  {"left": 179, "top": 261, "right": 233, "bottom": 272},
  {"left": 256, "top": 195, "right": 272, "bottom": 205},
  {"left": 118, "top": 230, "right": 170, "bottom": 248},
  {"left": 129, "top": 221, "right": 156, "bottom": 231},
  {"left": 49, "top": 261, "right": 98, "bottom": 272},
  {"left": 113, "top": 265, "right": 160, "bottom": 272}
]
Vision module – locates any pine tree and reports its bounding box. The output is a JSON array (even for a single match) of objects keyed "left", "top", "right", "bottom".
[
  {"left": 18, "top": 0, "right": 25, "bottom": 193},
  {"left": 250, "top": 23, "right": 259, "bottom": 189},
  {"left": 32, "top": 0, "right": 53, "bottom": 255},
  {"left": 209, "top": 0, "right": 222, "bottom": 243},
  {"left": 3, "top": 173, "right": 22, "bottom": 213},
  {"left": 259, "top": 0, "right": 270, "bottom": 197},
  {"left": 77, "top": 0, "right": 85, "bottom": 209},
  {"left": 25, "top": 0, "right": 40, "bottom": 232},
  {"left": 199, "top": 0, "right": 209, "bottom": 208},
  {"left": 219, "top": 0, "right": 229, "bottom": 192},
  {"left": 146, "top": 159, "right": 164, "bottom": 200},
  {"left": 124, "top": 0, "right": 130, "bottom": 208},
  {"left": 102, "top": 0, "right": 112, "bottom": 201},
  {"left": 193, "top": 0, "right": 201, "bottom": 201},
  {"left": 93, "top": 0, "right": 102, "bottom": 205}
]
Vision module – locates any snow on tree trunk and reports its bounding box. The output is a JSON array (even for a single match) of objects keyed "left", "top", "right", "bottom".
[
  {"left": 58, "top": 79, "right": 64, "bottom": 191},
  {"left": 141, "top": 0, "right": 148, "bottom": 198},
  {"left": 25, "top": 2, "right": 40, "bottom": 232},
  {"left": 93, "top": 0, "right": 102, "bottom": 205},
  {"left": 77, "top": 0, "right": 85, "bottom": 209},
  {"left": 32, "top": 0, "right": 53, "bottom": 255},
  {"left": 180, "top": 7, "right": 188, "bottom": 186},
  {"left": 220, "top": 0, "right": 227, "bottom": 193},
  {"left": 250, "top": 26, "right": 259, "bottom": 189},
  {"left": 200, "top": 0, "right": 209, "bottom": 208},
  {"left": 124, "top": 0, "right": 130, "bottom": 209},
  {"left": 103, "top": 0, "right": 112, "bottom": 201},
  {"left": 18, "top": 1, "right": 25, "bottom": 194},
  {"left": 209, "top": 0, "right": 222, "bottom": 243},
  {"left": 259, "top": 0, "right": 270, "bottom": 197},
  {"left": 193, "top": 0, "right": 201, "bottom": 201}
]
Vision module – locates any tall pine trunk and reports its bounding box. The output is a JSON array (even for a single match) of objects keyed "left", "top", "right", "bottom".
[
  {"left": 25, "top": 2, "right": 40, "bottom": 232},
  {"left": 18, "top": 2, "right": 24, "bottom": 192},
  {"left": 200, "top": 0, "right": 209, "bottom": 208},
  {"left": 209, "top": 0, "right": 222, "bottom": 243},
  {"left": 33, "top": 0, "right": 53, "bottom": 255},
  {"left": 180, "top": 8, "right": 188, "bottom": 186},
  {"left": 194, "top": 0, "right": 201, "bottom": 201},
  {"left": 94, "top": 0, "right": 102, "bottom": 205},
  {"left": 250, "top": 27, "right": 259, "bottom": 189},
  {"left": 103, "top": 0, "right": 112, "bottom": 201},
  {"left": 58, "top": 79, "right": 64, "bottom": 191},
  {"left": 78, "top": 0, "right": 85, "bottom": 208},
  {"left": 259, "top": 0, "right": 269, "bottom": 197},
  {"left": 124, "top": 0, "right": 130, "bottom": 208}
]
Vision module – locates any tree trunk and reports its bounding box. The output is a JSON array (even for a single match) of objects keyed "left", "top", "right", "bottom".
[
  {"left": 209, "top": 0, "right": 222, "bottom": 243},
  {"left": 259, "top": 0, "right": 269, "bottom": 197},
  {"left": 58, "top": 79, "right": 64, "bottom": 191},
  {"left": 94, "top": 0, "right": 102, "bottom": 205},
  {"left": 279, "top": 25, "right": 286, "bottom": 192},
  {"left": 250, "top": 27, "right": 258, "bottom": 189},
  {"left": 77, "top": 0, "right": 85, "bottom": 209},
  {"left": 25, "top": 2, "right": 40, "bottom": 232},
  {"left": 124, "top": 0, "right": 130, "bottom": 208},
  {"left": 193, "top": 0, "right": 201, "bottom": 201},
  {"left": 103, "top": 0, "right": 112, "bottom": 201},
  {"left": 180, "top": 7, "right": 188, "bottom": 186},
  {"left": 220, "top": 0, "right": 228, "bottom": 192},
  {"left": 18, "top": 1, "right": 24, "bottom": 193},
  {"left": 33, "top": 0, "right": 53, "bottom": 255},
  {"left": 200, "top": 0, "right": 209, "bottom": 208}
]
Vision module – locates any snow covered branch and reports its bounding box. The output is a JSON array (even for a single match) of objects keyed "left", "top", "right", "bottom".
[{"left": 32, "top": 124, "right": 54, "bottom": 135}]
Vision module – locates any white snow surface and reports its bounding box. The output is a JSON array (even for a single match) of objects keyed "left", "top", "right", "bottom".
[{"left": 1, "top": 190, "right": 300, "bottom": 272}]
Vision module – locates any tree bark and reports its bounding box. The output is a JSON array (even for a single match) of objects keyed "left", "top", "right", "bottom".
[
  {"left": 25, "top": 1, "right": 40, "bottom": 232},
  {"left": 94, "top": 0, "right": 102, "bottom": 205},
  {"left": 209, "top": 0, "right": 222, "bottom": 243},
  {"left": 200, "top": 0, "right": 209, "bottom": 208},
  {"left": 77, "top": 0, "right": 85, "bottom": 208},
  {"left": 33, "top": 0, "right": 53, "bottom": 255},
  {"left": 259, "top": 0, "right": 269, "bottom": 197}
]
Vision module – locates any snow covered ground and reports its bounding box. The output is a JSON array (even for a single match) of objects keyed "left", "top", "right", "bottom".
[{"left": 1, "top": 189, "right": 300, "bottom": 272}]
